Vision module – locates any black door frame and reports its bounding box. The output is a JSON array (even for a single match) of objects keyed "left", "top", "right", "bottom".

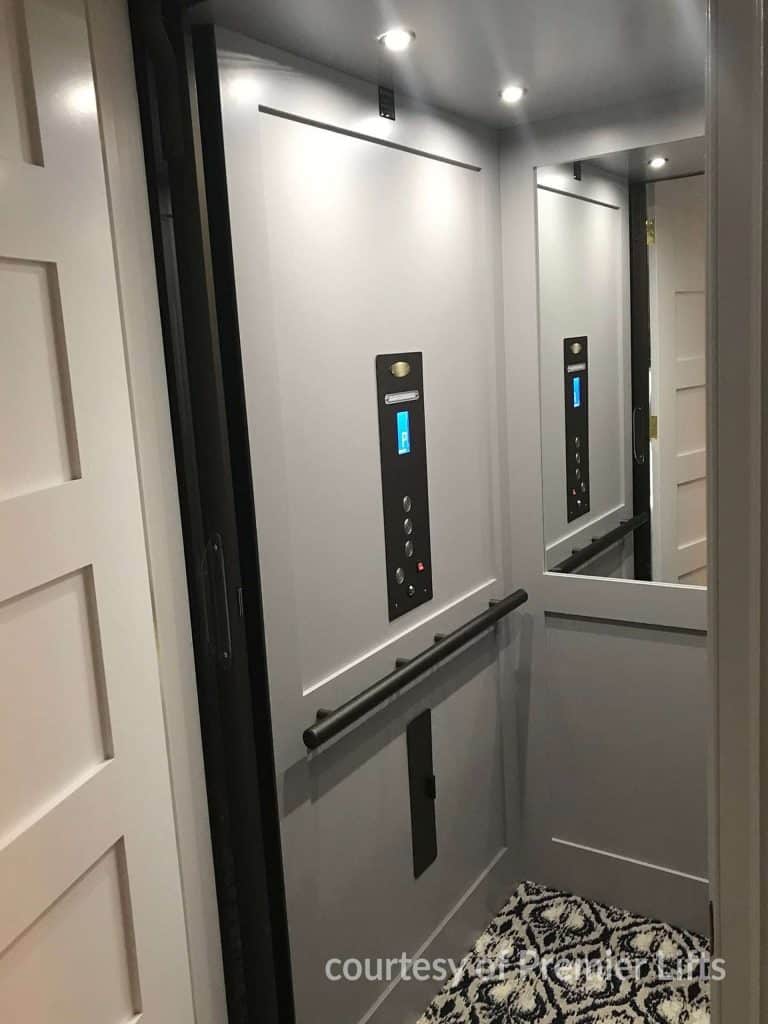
[
  {"left": 628, "top": 182, "right": 653, "bottom": 580},
  {"left": 128, "top": 4, "right": 293, "bottom": 1022}
]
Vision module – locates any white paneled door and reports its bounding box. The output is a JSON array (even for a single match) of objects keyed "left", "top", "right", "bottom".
[{"left": 0, "top": 0, "right": 195, "bottom": 1020}]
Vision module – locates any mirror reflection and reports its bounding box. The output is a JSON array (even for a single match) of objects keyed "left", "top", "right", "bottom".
[{"left": 537, "top": 138, "right": 706, "bottom": 585}]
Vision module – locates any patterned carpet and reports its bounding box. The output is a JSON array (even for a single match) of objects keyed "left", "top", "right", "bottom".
[{"left": 418, "top": 881, "right": 710, "bottom": 1023}]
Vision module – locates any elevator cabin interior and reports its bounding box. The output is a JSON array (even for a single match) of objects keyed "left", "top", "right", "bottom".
[{"left": 178, "top": 2, "right": 709, "bottom": 1022}]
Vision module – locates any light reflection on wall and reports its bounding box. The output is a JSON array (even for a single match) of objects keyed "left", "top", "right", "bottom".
[
  {"left": 356, "top": 115, "right": 395, "bottom": 140},
  {"left": 226, "top": 73, "right": 262, "bottom": 105},
  {"left": 66, "top": 81, "right": 97, "bottom": 118}
]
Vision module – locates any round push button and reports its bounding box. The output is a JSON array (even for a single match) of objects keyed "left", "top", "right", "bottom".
[
  {"left": 395, "top": 567, "right": 405, "bottom": 584},
  {"left": 403, "top": 495, "right": 412, "bottom": 513},
  {"left": 403, "top": 518, "right": 413, "bottom": 536},
  {"left": 405, "top": 540, "right": 414, "bottom": 558}
]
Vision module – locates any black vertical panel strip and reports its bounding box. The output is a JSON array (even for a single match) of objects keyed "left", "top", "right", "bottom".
[
  {"left": 407, "top": 710, "right": 438, "bottom": 878},
  {"left": 375, "top": 353, "right": 434, "bottom": 621},
  {"left": 128, "top": 5, "right": 292, "bottom": 1022},
  {"left": 564, "top": 337, "right": 590, "bottom": 522},
  {"left": 190, "top": 23, "right": 296, "bottom": 1021},
  {"left": 628, "top": 183, "right": 653, "bottom": 580}
]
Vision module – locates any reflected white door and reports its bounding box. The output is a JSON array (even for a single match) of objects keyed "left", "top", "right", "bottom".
[
  {"left": 649, "top": 175, "right": 707, "bottom": 584},
  {"left": 0, "top": 0, "right": 195, "bottom": 1019}
]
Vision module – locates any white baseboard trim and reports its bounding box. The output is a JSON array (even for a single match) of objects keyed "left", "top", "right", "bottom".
[
  {"left": 361, "top": 848, "right": 515, "bottom": 1024},
  {"left": 538, "top": 836, "right": 709, "bottom": 936},
  {"left": 551, "top": 837, "right": 709, "bottom": 886}
]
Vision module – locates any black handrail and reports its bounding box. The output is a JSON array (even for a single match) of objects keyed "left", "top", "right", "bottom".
[
  {"left": 303, "top": 588, "right": 529, "bottom": 751},
  {"left": 551, "top": 512, "right": 649, "bottom": 574}
]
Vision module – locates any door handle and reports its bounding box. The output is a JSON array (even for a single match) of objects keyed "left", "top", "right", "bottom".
[{"left": 632, "top": 407, "right": 647, "bottom": 465}]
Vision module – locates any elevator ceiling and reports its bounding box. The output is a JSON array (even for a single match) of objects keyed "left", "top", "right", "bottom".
[{"left": 193, "top": 0, "right": 706, "bottom": 126}]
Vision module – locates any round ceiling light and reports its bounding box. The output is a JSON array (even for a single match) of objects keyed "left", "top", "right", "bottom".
[
  {"left": 378, "top": 28, "right": 415, "bottom": 52},
  {"left": 648, "top": 156, "right": 669, "bottom": 170},
  {"left": 500, "top": 84, "right": 527, "bottom": 104}
]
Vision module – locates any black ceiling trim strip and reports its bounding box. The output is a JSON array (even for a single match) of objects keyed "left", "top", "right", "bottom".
[
  {"left": 536, "top": 183, "right": 620, "bottom": 210},
  {"left": 258, "top": 104, "right": 483, "bottom": 172}
]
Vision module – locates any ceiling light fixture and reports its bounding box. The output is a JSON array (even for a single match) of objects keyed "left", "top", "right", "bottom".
[
  {"left": 378, "top": 28, "right": 415, "bottom": 53},
  {"left": 500, "top": 84, "right": 527, "bottom": 104},
  {"left": 648, "top": 156, "right": 669, "bottom": 170}
]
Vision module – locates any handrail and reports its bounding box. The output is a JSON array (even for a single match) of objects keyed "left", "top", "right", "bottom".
[
  {"left": 551, "top": 511, "right": 649, "bottom": 574},
  {"left": 303, "top": 588, "right": 529, "bottom": 751}
]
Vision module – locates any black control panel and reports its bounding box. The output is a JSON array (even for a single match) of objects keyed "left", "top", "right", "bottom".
[
  {"left": 375, "top": 353, "right": 433, "bottom": 621},
  {"left": 564, "top": 336, "right": 590, "bottom": 522}
]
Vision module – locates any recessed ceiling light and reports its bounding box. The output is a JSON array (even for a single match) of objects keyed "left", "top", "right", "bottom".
[
  {"left": 500, "top": 84, "right": 527, "bottom": 104},
  {"left": 648, "top": 156, "right": 669, "bottom": 170},
  {"left": 378, "top": 28, "right": 415, "bottom": 53}
]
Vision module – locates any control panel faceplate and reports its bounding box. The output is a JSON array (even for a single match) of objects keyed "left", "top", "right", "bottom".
[
  {"left": 564, "top": 336, "right": 591, "bottom": 522},
  {"left": 376, "top": 353, "right": 433, "bottom": 621}
]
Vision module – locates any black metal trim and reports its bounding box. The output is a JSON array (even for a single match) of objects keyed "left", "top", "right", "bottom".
[
  {"left": 536, "top": 183, "right": 620, "bottom": 210},
  {"left": 628, "top": 183, "right": 653, "bottom": 579},
  {"left": 375, "top": 353, "right": 434, "bottom": 620},
  {"left": 638, "top": 170, "right": 705, "bottom": 185},
  {"left": 128, "top": 7, "right": 293, "bottom": 1023},
  {"left": 258, "top": 105, "right": 483, "bottom": 171},
  {"left": 303, "top": 590, "right": 529, "bottom": 751},
  {"left": 407, "top": 710, "right": 438, "bottom": 878},
  {"left": 551, "top": 513, "right": 650, "bottom": 574}
]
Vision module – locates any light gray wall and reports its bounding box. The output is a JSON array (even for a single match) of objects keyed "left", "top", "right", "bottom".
[
  {"left": 498, "top": 92, "right": 710, "bottom": 934},
  {"left": 216, "top": 32, "right": 513, "bottom": 1024},
  {"left": 217, "top": 34, "right": 711, "bottom": 1022},
  {"left": 707, "top": 0, "right": 768, "bottom": 1016}
]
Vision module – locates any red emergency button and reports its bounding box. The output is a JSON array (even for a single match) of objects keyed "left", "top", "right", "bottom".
[{"left": 417, "top": 561, "right": 426, "bottom": 573}]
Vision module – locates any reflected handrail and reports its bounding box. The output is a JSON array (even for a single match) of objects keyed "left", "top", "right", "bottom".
[{"left": 551, "top": 512, "right": 649, "bottom": 575}]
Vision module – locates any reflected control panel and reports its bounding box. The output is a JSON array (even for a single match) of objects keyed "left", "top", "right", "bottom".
[
  {"left": 376, "top": 353, "right": 433, "bottom": 621},
  {"left": 564, "top": 336, "right": 591, "bottom": 522}
]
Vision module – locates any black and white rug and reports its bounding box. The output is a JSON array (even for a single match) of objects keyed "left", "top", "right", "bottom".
[{"left": 418, "top": 881, "right": 710, "bottom": 1023}]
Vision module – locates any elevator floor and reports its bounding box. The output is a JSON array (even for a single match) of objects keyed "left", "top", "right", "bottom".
[{"left": 418, "top": 881, "right": 710, "bottom": 1023}]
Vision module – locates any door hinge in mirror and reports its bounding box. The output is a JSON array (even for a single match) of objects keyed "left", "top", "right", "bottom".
[
  {"left": 649, "top": 415, "right": 658, "bottom": 440},
  {"left": 646, "top": 218, "right": 656, "bottom": 245}
]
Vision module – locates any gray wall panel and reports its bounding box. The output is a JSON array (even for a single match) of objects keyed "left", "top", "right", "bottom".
[
  {"left": 217, "top": 29, "right": 711, "bottom": 1022},
  {"left": 524, "top": 615, "right": 708, "bottom": 929},
  {"left": 499, "top": 96, "right": 710, "bottom": 936},
  {"left": 217, "top": 34, "right": 511, "bottom": 1024}
]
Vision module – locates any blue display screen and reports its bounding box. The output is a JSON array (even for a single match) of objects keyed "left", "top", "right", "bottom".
[
  {"left": 397, "top": 410, "right": 411, "bottom": 455},
  {"left": 572, "top": 376, "right": 582, "bottom": 409}
]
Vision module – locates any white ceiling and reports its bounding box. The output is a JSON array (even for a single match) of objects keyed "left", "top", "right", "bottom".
[{"left": 194, "top": 0, "right": 706, "bottom": 126}]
